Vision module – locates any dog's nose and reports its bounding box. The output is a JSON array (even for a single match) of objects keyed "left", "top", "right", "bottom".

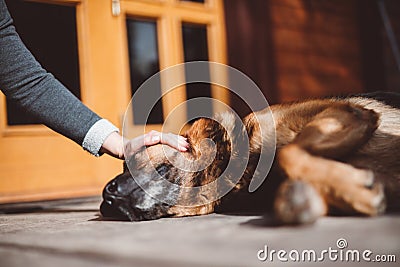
[
  {"left": 104, "top": 194, "right": 117, "bottom": 207},
  {"left": 106, "top": 180, "right": 118, "bottom": 194},
  {"left": 103, "top": 180, "right": 120, "bottom": 206}
]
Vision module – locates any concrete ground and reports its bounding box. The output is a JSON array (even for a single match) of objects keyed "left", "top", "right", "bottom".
[{"left": 0, "top": 197, "right": 399, "bottom": 267}]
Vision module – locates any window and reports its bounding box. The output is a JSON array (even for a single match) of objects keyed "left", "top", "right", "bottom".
[
  {"left": 182, "top": 23, "right": 213, "bottom": 120},
  {"left": 126, "top": 18, "right": 163, "bottom": 125},
  {"left": 5, "top": 0, "right": 80, "bottom": 125}
]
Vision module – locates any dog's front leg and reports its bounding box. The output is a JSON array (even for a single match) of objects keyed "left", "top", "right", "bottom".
[{"left": 276, "top": 103, "right": 386, "bottom": 222}]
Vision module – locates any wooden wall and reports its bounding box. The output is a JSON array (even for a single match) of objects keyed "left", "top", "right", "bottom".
[
  {"left": 270, "top": 0, "right": 365, "bottom": 101},
  {"left": 382, "top": 0, "right": 400, "bottom": 91},
  {"left": 224, "top": 0, "right": 400, "bottom": 107}
]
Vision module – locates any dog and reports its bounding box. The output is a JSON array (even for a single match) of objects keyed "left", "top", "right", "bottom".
[{"left": 100, "top": 92, "right": 400, "bottom": 224}]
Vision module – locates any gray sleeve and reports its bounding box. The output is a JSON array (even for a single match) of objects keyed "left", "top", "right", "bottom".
[
  {"left": 0, "top": 0, "right": 115, "bottom": 155},
  {"left": 82, "top": 119, "right": 119, "bottom": 156}
]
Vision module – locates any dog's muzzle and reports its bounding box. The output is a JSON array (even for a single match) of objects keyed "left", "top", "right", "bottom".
[
  {"left": 100, "top": 173, "right": 137, "bottom": 221},
  {"left": 100, "top": 166, "right": 179, "bottom": 221}
]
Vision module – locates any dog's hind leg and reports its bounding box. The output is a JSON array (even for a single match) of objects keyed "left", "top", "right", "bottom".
[{"left": 277, "top": 103, "right": 386, "bottom": 219}]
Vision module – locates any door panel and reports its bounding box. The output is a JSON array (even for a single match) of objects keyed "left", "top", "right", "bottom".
[
  {"left": 0, "top": 0, "right": 122, "bottom": 203},
  {"left": 126, "top": 18, "right": 164, "bottom": 125}
]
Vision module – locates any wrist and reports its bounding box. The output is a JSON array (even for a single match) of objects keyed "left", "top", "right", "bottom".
[{"left": 100, "top": 132, "right": 125, "bottom": 159}]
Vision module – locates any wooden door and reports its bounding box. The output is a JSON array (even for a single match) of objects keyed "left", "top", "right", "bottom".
[
  {"left": 0, "top": 0, "right": 227, "bottom": 203},
  {"left": 0, "top": 0, "right": 124, "bottom": 203}
]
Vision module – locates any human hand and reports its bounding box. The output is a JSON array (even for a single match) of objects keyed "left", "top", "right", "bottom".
[
  {"left": 124, "top": 130, "right": 189, "bottom": 159},
  {"left": 101, "top": 131, "right": 189, "bottom": 160}
]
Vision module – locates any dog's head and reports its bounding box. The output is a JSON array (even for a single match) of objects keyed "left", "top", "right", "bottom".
[{"left": 100, "top": 113, "right": 245, "bottom": 221}]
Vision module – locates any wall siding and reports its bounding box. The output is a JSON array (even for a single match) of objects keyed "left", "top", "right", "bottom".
[{"left": 225, "top": 0, "right": 399, "bottom": 105}]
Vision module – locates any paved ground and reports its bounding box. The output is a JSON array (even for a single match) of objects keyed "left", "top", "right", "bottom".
[{"left": 0, "top": 197, "right": 399, "bottom": 267}]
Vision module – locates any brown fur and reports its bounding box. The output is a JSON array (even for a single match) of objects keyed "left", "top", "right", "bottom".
[{"left": 101, "top": 93, "right": 400, "bottom": 224}]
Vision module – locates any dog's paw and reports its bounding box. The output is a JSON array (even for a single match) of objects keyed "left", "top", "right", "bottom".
[
  {"left": 274, "top": 180, "right": 327, "bottom": 225},
  {"left": 330, "top": 172, "right": 386, "bottom": 216},
  {"left": 370, "top": 182, "right": 387, "bottom": 215},
  {"left": 350, "top": 181, "right": 386, "bottom": 216}
]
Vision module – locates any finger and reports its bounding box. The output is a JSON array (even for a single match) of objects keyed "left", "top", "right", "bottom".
[
  {"left": 159, "top": 133, "right": 176, "bottom": 147},
  {"left": 178, "top": 138, "right": 190, "bottom": 149},
  {"left": 161, "top": 133, "right": 188, "bottom": 151},
  {"left": 178, "top": 136, "right": 188, "bottom": 144}
]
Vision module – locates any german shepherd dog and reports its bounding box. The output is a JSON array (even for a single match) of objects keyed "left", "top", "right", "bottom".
[{"left": 100, "top": 92, "right": 400, "bottom": 224}]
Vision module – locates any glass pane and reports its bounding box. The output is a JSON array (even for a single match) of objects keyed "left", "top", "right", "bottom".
[
  {"left": 181, "top": 0, "right": 205, "bottom": 3},
  {"left": 126, "top": 18, "right": 163, "bottom": 125},
  {"left": 5, "top": 0, "right": 80, "bottom": 126},
  {"left": 182, "top": 23, "right": 212, "bottom": 121}
]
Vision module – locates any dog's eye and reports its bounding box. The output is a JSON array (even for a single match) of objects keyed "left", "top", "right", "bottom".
[
  {"left": 156, "top": 164, "right": 170, "bottom": 177},
  {"left": 107, "top": 180, "right": 117, "bottom": 193}
]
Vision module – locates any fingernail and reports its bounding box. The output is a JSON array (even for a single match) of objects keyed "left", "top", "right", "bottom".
[
  {"left": 152, "top": 135, "right": 160, "bottom": 142},
  {"left": 180, "top": 142, "right": 189, "bottom": 148}
]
